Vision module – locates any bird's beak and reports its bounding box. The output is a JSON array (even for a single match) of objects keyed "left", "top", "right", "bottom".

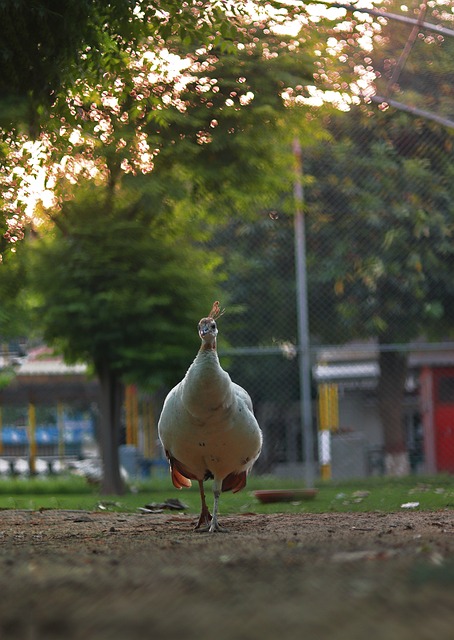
[{"left": 199, "top": 323, "right": 217, "bottom": 339}]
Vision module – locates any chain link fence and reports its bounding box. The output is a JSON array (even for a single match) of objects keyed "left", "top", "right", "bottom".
[
  {"left": 0, "top": 2, "right": 453, "bottom": 484},
  {"left": 211, "top": 3, "right": 454, "bottom": 483},
  {"left": 215, "top": 86, "right": 454, "bottom": 480}
]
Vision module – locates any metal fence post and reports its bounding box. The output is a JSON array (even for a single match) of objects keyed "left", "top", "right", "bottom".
[{"left": 293, "top": 137, "right": 316, "bottom": 487}]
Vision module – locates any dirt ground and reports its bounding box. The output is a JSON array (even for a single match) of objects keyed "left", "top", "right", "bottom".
[{"left": 0, "top": 508, "right": 453, "bottom": 640}]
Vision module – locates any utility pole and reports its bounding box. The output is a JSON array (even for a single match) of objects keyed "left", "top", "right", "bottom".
[{"left": 293, "top": 137, "right": 316, "bottom": 487}]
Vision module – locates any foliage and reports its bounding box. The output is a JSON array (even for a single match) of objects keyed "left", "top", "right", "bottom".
[
  {"left": 368, "top": 0, "right": 454, "bottom": 120},
  {"left": 212, "top": 216, "right": 300, "bottom": 404},
  {"left": 45, "top": 18, "right": 318, "bottom": 218},
  {"left": 303, "top": 0, "right": 454, "bottom": 116},
  {"left": 149, "top": 29, "right": 316, "bottom": 214},
  {"left": 304, "top": 110, "right": 454, "bottom": 345},
  {"left": 1, "top": 0, "right": 96, "bottom": 131},
  {"left": 0, "top": 0, "right": 253, "bottom": 132},
  {"left": 29, "top": 179, "right": 221, "bottom": 495},
  {"left": 3, "top": 5, "right": 327, "bottom": 494},
  {"left": 297, "top": 4, "right": 454, "bottom": 468},
  {"left": 0, "top": 241, "right": 34, "bottom": 339},
  {"left": 0, "top": 0, "right": 336, "bottom": 254},
  {"left": 30, "top": 183, "right": 219, "bottom": 390}
]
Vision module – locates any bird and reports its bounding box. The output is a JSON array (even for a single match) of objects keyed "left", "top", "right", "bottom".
[{"left": 158, "top": 301, "right": 262, "bottom": 532}]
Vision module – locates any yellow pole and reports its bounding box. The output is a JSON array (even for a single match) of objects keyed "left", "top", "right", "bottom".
[
  {"left": 57, "top": 402, "right": 65, "bottom": 464},
  {"left": 318, "top": 384, "right": 330, "bottom": 480},
  {"left": 125, "top": 385, "right": 139, "bottom": 447},
  {"left": 28, "top": 403, "right": 37, "bottom": 475},
  {"left": 318, "top": 383, "right": 339, "bottom": 481},
  {"left": 329, "top": 384, "right": 339, "bottom": 432}
]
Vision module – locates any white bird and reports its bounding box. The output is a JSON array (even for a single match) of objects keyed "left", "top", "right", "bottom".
[{"left": 158, "top": 301, "right": 262, "bottom": 532}]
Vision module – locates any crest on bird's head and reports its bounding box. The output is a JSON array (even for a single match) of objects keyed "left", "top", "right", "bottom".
[{"left": 208, "top": 301, "right": 225, "bottom": 321}]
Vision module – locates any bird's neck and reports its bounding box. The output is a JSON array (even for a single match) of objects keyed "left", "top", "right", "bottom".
[
  {"left": 192, "top": 347, "right": 221, "bottom": 373},
  {"left": 199, "top": 339, "right": 216, "bottom": 352},
  {"left": 182, "top": 347, "right": 232, "bottom": 416}
]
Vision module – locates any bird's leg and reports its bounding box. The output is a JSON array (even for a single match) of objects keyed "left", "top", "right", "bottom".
[
  {"left": 208, "top": 481, "right": 229, "bottom": 533},
  {"left": 194, "top": 479, "right": 212, "bottom": 530}
]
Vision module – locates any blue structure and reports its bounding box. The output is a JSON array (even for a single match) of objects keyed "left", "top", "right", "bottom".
[{"left": 1, "top": 420, "right": 95, "bottom": 457}]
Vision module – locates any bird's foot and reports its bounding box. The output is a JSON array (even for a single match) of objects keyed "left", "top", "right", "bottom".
[
  {"left": 196, "top": 523, "right": 229, "bottom": 533},
  {"left": 194, "top": 489, "right": 228, "bottom": 532},
  {"left": 209, "top": 520, "right": 229, "bottom": 533},
  {"left": 194, "top": 507, "right": 212, "bottom": 531},
  {"left": 196, "top": 515, "right": 229, "bottom": 533}
]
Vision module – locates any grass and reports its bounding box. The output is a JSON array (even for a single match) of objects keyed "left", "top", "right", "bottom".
[{"left": 0, "top": 473, "right": 452, "bottom": 514}]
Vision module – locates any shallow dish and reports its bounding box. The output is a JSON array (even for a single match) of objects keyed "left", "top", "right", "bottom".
[{"left": 253, "top": 489, "right": 318, "bottom": 504}]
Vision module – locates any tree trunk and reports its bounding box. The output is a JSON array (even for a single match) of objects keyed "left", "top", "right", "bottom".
[
  {"left": 96, "top": 361, "right": 126, "bottom": 495},
  {"left": 377, "top": 346, "right": 410, "bottom": 476}
]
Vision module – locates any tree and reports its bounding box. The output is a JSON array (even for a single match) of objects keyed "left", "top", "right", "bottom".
[
  {"left": 0, "top": 0, "right": 252, "bottom": 133},
  {"left": 303, "top": 107, "right": 454, "bottom": 475},
  {"left": 1, "top": 0, "right": 344, "bottom": 489},
  {"left": 17, "top": 10, "right": 322, "bottom": 493},
  {"left": 31, "top": 184, "right": 219, "bottom": 493},
  {"left": 0, "top": 0, "right": 259, "bottom": 252},
  {"left": 293, "top": 0, "right": 454, "bottom": 475},
  {"left": 1, "top": 0, "right": 340, "bottom": 255}
]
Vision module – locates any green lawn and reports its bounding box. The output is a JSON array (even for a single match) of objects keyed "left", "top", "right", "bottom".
[{"left": 0, "top": 473, "right": 452, "bottom": 514}]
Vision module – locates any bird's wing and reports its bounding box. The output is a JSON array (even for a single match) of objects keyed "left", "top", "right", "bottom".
[
  {"left": 232, "top": 382, "right": 254, "bottom": 412},
  {"left": 221, "top": 470, "right": 247, "bottom": 493},
  {"left": 166, "top": 451, "right": 196, "bottom": 489}
]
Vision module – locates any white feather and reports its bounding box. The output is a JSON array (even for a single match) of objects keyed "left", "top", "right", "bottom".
[{"left": 158, "top": 313, "right": 262, "bottom": 532}]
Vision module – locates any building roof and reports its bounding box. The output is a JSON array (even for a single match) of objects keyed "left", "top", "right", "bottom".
[
  {"left": 14, "top": 346, "right": 88, "bottom": 377},
  {"left": 313, "top": 341, "right": 454, "bottom": 389},
  {"left": 18, "top": 359, "right": 87, "bottom": 376}
]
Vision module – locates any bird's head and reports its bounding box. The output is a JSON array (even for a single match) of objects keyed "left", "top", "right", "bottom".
[
  {"left": 198, "top": 317, "right": 218, "bottom": 345},
  {"left": 198, "top": 301, "right": 224, "bottom": 349}
]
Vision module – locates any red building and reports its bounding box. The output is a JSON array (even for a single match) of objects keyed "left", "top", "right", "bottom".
[{"left": 420, "top": 366, "right": 454, "bottom": 474}]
